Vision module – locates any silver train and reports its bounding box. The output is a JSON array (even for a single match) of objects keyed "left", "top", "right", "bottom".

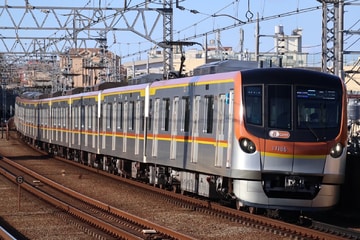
[{"left": 15, "top": 68, "right": 348, "bottom": 211}]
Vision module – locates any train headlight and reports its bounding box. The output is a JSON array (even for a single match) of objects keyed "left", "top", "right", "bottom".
[
  {"left": 330, "top": 143, "right": 343, "bottom": 158},
  {"left": 239, "top": 138, "right": 256, "bottom": 153}
]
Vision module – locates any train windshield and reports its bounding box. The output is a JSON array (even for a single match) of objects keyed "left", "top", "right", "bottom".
[
  {"left": 244, "top": 86, "right": 262, "bottom": 125},
  {"left": 244, "top": 85, "right": 341, "bottom": 130},
  {"left": 268, "top": 85, "right": 291, "bottom": 129},
  {"left": 296, "top": 87, "right": 340, "bottom": 129}
]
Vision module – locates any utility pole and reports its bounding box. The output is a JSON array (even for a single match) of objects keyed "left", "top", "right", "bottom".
[
  {"left": 318, "top": 0, "right": 344, "bottom": 78},
  {"left": 162, "top": 0, "right": 174, "bottom": 78}
]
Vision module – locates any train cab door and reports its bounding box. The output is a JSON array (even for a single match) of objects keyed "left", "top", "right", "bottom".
[
  {"left": 226, "top": 90, "right": 234, "bottom": 168},
  {"left": 170, "top": 97, "right": 179, "bottom": 160}
]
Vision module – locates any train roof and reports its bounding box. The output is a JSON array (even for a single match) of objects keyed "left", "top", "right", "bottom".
[
  {"left": 193, "top": 59, "right": 265, "bottom": 76},
  {"left": 20, "top": 91, "right": 44, "bottom": 99},
  {"left": 91, "top": 81, "right": 127, "bottom": 91},
  {"left": 149, "top": 70, "right": 241, "bottom": 89},
  {"left": 102, "top": 82, "right": 149, "bottom": 95}
]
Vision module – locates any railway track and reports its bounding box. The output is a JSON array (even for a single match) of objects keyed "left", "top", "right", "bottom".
[
  {"left": 0, "top": 157, "right": 195, "bottom": 240},
  {"left": 46, "top": 152, "right": 360, "bottom": 240},
  {"left": 1, "top": 132, "right": 360, "bottom": 239}
]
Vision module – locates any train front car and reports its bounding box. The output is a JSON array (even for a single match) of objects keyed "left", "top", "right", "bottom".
[{"left": 233, "top": 68, "right": 347, "bottom": 211}]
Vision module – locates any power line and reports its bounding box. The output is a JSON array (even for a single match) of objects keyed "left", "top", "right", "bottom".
[{"left": 122, "top": 5, "right": 322, "bottom": 59}]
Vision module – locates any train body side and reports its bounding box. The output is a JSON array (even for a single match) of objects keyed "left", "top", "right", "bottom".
[
  {"left": 145, "top": 72, "right": 236, "bottom": 177},
  {"left": 14, "top": 68, "right": 348, "bottom": 211}
]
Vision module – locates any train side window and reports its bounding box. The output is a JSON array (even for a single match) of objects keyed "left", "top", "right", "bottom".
[
  {"left": 42, "top": 108, "right": 44, "bottom": 126},
  {"left": 148, "top": 99, "right": 152, "bottom": 131},
  {"left": 57, "top": 106, "right": 60, "bottom": 128},
  {"left": 55, "top": 107, "right": 58, "bottom": 126},
  {"left": 106, "top": 103, "right": 112, "bottom": 129},
  {"left": 84, "top": 106, "right": 88, "bottom": 130},
  {"left": 41, "top": 108, "right": 44, "bottom": 126},
  {"left": 60, "top": 108, "right": 63, "bottom": 127},
  {"left": 77, "top": 106, "right": 81, "bottom": 129},
  {"left": 161, "top": 98, "right": 170, "bottom": 131},
  {"left": 112, "top": 102, "right": 117, "bottom": 131},
  {"left": 141, "top": 100, "right": 145, "bottom": 131},
  {"left": 53, "top": 108, "right": 56, "bottom": 126},
  {"left": 181, "top": 97, "right": 190, "bottom": 132},
  {"left": 93, "top": 105, "right": 97, "bottom": 130},
  {"left": 244, "top": 86, "right": 263, "bottom": 126},
  {"left": 64, "top": 108, "right": 67, "bottom": 128},
  {"left": 117, "top": 102, "right": 123, "bottom": 130},
  {"left": 204, "top": 95, "right": 214, "bottom": 134},
  {"left": 45, "top": 108, "right": 48, "bottom": 127},
  {"left": 60, "top": 107, "right": 63, "bottom": 127},
  {"left": 60, "top": 107, "right": 62, "bottom": 127},
  {"left": 129, "top": 101, "right": 135, "bottom": 130},
  {"left": 81, "top": 105, "right": 85, "bottom": 128},
  {"left": 102, "top": 103, "right": 106, "bottom": 131},
  {"left": 72, "top": 107, "right": 77, "bottom": 129},
  {"left": 88, "top": 105, "right": 92, "bottom": 129}
]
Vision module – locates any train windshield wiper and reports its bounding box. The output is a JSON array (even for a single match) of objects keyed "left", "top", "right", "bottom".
[{"left": 305, "top": 121, "right": 320, "bottom": 141}]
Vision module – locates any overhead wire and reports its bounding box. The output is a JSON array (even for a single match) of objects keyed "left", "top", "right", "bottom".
[{"left": 122, "top": 4, "right": 322, "bottom": 59}]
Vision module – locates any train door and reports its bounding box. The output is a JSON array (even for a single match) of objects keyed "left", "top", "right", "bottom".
[
  {"left": 72, "top": 105, "right": 79, "bottom": 147},
  {"left": 57, "top": 107, "right": 59, "bottom": 142},
  {"left": 50, "top": 105, "right": 54, "bottom": 143},
  {"left": 55, "top": 107, "right": 58, "bottom": 142},
  {"left": 101, "top": 103, "right": 107, "bottom": 149},
  {"left": 123, "top": 101, "right": 128, "bottom": 153},
  {"left": 263, "top": 85, "right": 293, "bottom": 171},
  {"left": 45, "top": 106, "right": 49, "bottom": 141},
  {"left": 62, "top": 106, "right": 66, "bottom": 144},
  {"left": 134, "top": 100, "right": 141, "bottom": 155},
  {"left": 116, "top": 102, "right": 123, "bottom": 151},
  {"left": 92, "top": 105, "right": 96, "bottom": 150},
  {"left": 69, "top": 103, "right": 74, "bottom": 148},
  {"left": 191, "top": 95, "right": 200, "bottom": 163},
  {"left": 55, "top": 106, "right": 58, "bottom": 142},
  {"left": 80, "top": 103, "right": 85, "bottom": 148},
  {"left": 170, "top": 97, "right": 179, "bottom": 160},
  {"left": 215, "top": 94, "right": 226, "bottom": 167},
  {"left": 76, "top": 105, "right": 81, "bottom": 147},
  {"left": 152, "top": 98, "right": 160, "bottom": 157},
  {"left": 84, "top": 105, "right": 88, "bottom": 147},
  {"left": 39, "top": 105, "right": 43, "bottom": 140},
  {"left": 112, "top": 102, "right": 117, "bottom": 151},
  {"left": 66, "top": 105, "right": 70, "bottom": 147},
  {"left": 36, "top": 104, "right": 40, "bottom": 139},
  {"left": 60, "top": 107, "right": 63, "bottom": 142},
  {"left": 226, "top": 90, "right": 234, "bottom": 168}
]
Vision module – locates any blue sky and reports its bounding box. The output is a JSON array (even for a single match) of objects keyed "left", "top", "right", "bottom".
[{"left": 1, "top": 0, "right": 360, "bottom": 65}]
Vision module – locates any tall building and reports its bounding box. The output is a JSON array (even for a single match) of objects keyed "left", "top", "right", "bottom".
[{"left": 59, "top": 48, "right": 125, "bottom": 89}]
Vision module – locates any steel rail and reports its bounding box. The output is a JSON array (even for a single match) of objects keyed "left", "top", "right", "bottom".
[{"left": 0, "top": 157, "right": 195, "bottom": 240}]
